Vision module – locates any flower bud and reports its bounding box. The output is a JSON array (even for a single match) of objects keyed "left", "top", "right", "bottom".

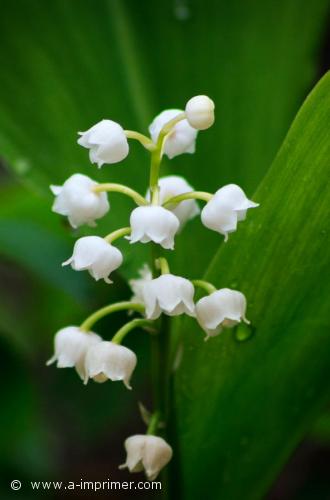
[
  {"left": 196, "top": 288, "right": 248, "bottom": 339},
  {"left": 149, "top": 109, "right": 197, "bottom": 159},
  {"left": 50, "top": 173, "right": 109, "bottom": 228},
  {"left": 185, "top": 95, "right": 215, "bottom": 130},
  {"left": 129, "top": 206, "right": 180, "bottom": 250},
  {"left": 78, "top": 119, "right": 129, "bottom": 167},
  {"left": 84, "top": 341, "right": 137, "bottom": 389},
  {"left": 141, "top": 274, "right": 195, "bottom": 319},
  {"left": 62, "top": 236, "right": 123, "bottom": 284},
  {"left": 120, "top": 435, "right": 173, "bottom": 481},
  {"left": 201, "top": 184, "right": 259, "bottom": 241},
  {"left": 146, "top": 175, "right": 200, "bottom": 229},
  {"left": 46, "top": 326, "right": 102, "bottom": 380}
]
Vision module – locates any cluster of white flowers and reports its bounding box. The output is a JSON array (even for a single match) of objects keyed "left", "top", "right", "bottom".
[{"left": 48, "top": 95, "right": 259, "bottom": 481}]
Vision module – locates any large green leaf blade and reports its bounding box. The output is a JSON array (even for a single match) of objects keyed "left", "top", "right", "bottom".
[{"left": 173, "top": 72, "right": 330, "bottom": 499}]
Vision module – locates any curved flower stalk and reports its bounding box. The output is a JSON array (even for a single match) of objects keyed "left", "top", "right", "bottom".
[{"left": 48, "top": 94, "right": 259, "bottom": 481}]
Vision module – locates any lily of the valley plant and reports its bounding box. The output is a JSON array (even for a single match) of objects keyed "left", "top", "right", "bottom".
[{"left": 48, "top": 95, "right": 259, "bottom": 481}]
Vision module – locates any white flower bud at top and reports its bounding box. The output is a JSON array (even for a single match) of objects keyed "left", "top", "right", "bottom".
[
  {"left": 149, "top": 109, "right": 198, "bottom": 159},
  {"left": 196, "top": 288, "right": 248, "bottom": 339},
  {"left": 120, "top": 434, "right": 173, "bottom": 481},
  {"left": 146, "top": 176, "right": 200, "bottom": 229},
  {"left": 50, "top": 173, "right": 109, "bottom": 228},
  {"left": 62, "top": 236, "right": 123, "bottom": 284},
  {"left": 129, "top": 264, "right": 153, "bottom": 303},
  {"left": 141, "top": 274, "right": 195, "bottom": 319},
  {"left": 84, "top": 341, "right": 137, "bottom": 389},
  {"left": 46, "top": 326, "right": 102, "bottom": 380},
  {"left": 201, "top": 184, "right": 259, "bottom": 241},
  {"left": 129, "top": 206, "right": 180, "bottom": 250},
  {"left": 77, "top": 119, "right": 129, "bottom": 167},
  {"left": 185, "top": 95, "right": 215, "bottom": 130}
]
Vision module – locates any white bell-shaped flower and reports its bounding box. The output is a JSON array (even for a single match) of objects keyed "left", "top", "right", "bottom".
[
  {"left": 129, "top": 264, "right": 153, "bottom": 303},
  {"left": 78, "top": 119, "right": 129, "bottom": 167},
  {"left": 141, "top": 274, "right": 195, "bottom": 319},
  {"left": 50, "top": 173, "right": 109, "bottom": 228},
  {"left": 46, "top": 326, "right": 102, "bottom": 380},
  {"left": 201, "top": 184, "right": 259, "bottom": 241},
  {"left": 84, "top": 341, "right": 137, "bottom": 389},
  {"left": 146, "top": 175, "right": 200, "bottom": 229},
  {"left": 62, "top": 236, "right": 123, "bottom": 284},
  {"left": 120, "top": 434, "right": 173, "bottom": 481},
  {"left": 129, "top": 206, "right": 180, "bottom": 250},
  {"left": 149, "top": 109, "right": 198, "bottom": 159},
  {"left": 196, "top": 288, "right": 248, "bottom": 339},
  {"left": 185, "top": 95, "right": 215, "bottom": 130}
]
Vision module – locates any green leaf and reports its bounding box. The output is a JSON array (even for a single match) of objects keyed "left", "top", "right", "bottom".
[
  {"left": 310, "top": 409, "right": 330, "bottom": 444},
  {"left": 173, "top": 72, "right": 330, "bottom": 499},
  {"left": 0, "top": 184, "right": 91, "bottom": 301}
]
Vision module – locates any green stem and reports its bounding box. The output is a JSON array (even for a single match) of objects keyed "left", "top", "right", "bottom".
[
  {"left": 147, "top": 410, "right": 161, "bottom": 435},
  {"left": 149, "top": 253, "right": 170, "bottom": 433},
  {"left": 150, "top": 315, "right": 170, "bottom": 419},
  {"left": 156, "top": 257, "right": 170, "bottom": 275},
  {"left": 149, "top": 112, "right": 186, "bottom": 205},
  {"left": 147, "top": 112, "right": 183, "bottom": 412},
  {"left": 104, "top": 227, "right": 131, "bottom": 244},
  {"left": 93, "top": 183, "right": 148, "bottom": 206},
  {"left": 163, "top": 191, "right": 212, "bottom": 207},
  {"left": 112, "top": 318, "right": 155, "bottom": 344},
  {"left": 147, "top": 114, "right": 186, "bottom": 497},
  {"left": 192, "top": 279, "right": 217, "bottom": 294},
  {"left": 124, "top": 130, "right": 156, "bottom": 151},
  {"left": 80, "top": 301, "right": 144, "bottom": 332},
  {"left": 159, "top": 112, "right": 186, "bottom": 136},
  {"left": 149, "top": 149, "right": 162, "bottom": 204}
]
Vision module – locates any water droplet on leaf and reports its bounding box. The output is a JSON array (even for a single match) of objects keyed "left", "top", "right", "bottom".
[{"left": 234, "top": 323, "right": 255, "bottom": 342}]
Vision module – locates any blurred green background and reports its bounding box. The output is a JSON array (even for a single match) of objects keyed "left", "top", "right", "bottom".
[{"left": 0, "top": 0, "right": 329, "bottom": 498}]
